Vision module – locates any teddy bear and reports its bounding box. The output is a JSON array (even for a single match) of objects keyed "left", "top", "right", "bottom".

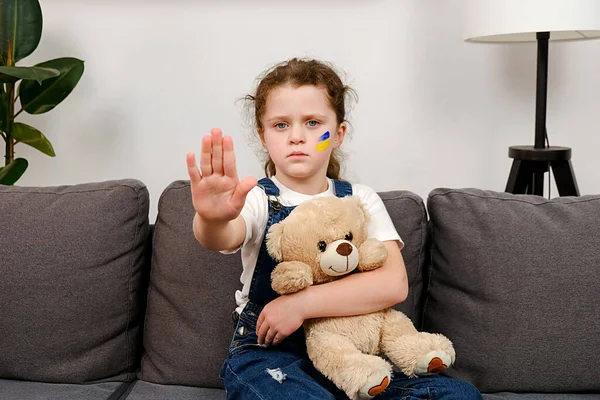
[{"left": 265, "top": 195, "right": 455, "bottom": 400}]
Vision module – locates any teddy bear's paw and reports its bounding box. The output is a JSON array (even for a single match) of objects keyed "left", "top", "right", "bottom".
[
  {"left": 414, "top": 350, "right": 454, "bottom": 375},
  {"left": 271, "top": 261, "right": 314, "bottom": 294},
  {"left": 357, "top": 371, "right": 391, "bottom": 399},
  {"left": 358, "top": 238, "right": 388, "bottom": 272}
]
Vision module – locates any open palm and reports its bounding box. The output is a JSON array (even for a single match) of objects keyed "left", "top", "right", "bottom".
[{"left": 186, "top": 128, "right": 257, "bottom": 223}]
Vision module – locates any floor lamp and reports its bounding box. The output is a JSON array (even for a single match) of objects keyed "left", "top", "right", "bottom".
[{"left": 463, "top": 0, "right": 600, "bottom": 197}]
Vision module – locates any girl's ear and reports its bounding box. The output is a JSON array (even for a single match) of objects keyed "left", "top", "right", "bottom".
[
  {"left": 258, "top": 129, "right": 267, "bottom": 148},
  {"left": 333, "top": 122, "right": 347, "bottom": 148}
]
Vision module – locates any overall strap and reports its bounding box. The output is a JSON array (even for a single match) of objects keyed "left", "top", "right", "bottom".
[
  {"left": 257, "top": 178, "right": 280, "bottom": 196},
  {"left": 332, "top": 179, "right": 353, "bottom": 197}
]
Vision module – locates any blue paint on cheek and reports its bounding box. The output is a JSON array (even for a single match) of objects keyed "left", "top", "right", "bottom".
[{"left": 318, "top": 131, "right": 330, "bottom": 141}]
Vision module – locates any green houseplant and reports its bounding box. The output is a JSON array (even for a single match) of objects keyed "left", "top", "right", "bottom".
[{"left": 0, "top": 0, "right": 84, "bottom": 185}]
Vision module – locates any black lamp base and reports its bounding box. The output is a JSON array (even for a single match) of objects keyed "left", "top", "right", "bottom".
[{"left": 505, "top": 145, "right": 580, "bottom": 196}]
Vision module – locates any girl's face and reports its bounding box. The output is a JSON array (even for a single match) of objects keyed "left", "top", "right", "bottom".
[{"left": 260, "top": 83, "right": 346, "bottom": 183}]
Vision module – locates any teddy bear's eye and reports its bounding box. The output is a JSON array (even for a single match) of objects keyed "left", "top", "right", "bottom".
[
  {"left": 345, "top": 232, "right": 353, "bottom": 241},
  {"left": 317, "top": 241, "right": 327, "bottom": 252}
]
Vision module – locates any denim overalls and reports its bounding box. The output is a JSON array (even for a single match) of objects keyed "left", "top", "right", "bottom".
[{"left": 219, "top": 178, "right": 483, "bottom": 400}]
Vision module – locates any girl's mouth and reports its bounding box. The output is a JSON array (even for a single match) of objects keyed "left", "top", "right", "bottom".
[{"left": 288, "top": 152, "right": 308, "bottom": 157}]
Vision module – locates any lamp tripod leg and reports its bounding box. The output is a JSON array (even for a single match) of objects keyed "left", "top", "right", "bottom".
[{"left": 551, "top": 160, "right": 580, "bottom": 196}]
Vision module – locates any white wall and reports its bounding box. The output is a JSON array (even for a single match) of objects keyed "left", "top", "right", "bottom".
[{"left": 15, "top": 0, "right": 600, "bottom": 222}]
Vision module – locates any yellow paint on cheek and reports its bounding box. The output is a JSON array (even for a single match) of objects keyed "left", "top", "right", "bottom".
[{"left": 316, "top": 140, "right": 330, "bottom": 151}]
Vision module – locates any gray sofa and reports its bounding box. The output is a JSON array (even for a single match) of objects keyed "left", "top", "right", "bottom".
[{"left": 1, "top": 179, "right": 599, "bottom": 400}]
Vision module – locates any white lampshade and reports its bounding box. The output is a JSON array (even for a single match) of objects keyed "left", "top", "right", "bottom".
[{"left": 464, "top": 0, "right": 600, "bottom": 43}]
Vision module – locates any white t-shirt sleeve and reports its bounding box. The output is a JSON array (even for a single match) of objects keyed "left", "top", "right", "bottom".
[
  {"left": 219, "top": 186, "right": 268, "bottom": 254},
  {"left": 353, "top": 184, "right": 405, "bottom": 250}
]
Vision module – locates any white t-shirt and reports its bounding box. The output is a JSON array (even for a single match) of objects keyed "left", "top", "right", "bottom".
[{"left": 222, "top": 177, "right": 404, "bottom": 314}]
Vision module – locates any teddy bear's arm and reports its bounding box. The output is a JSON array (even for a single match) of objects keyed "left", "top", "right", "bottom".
[
  {"left": 271, "top": 261, "right": 314, "bottom": 295},
  {"left": 358, "top": 238, "right": 388, "bottom": 271}
]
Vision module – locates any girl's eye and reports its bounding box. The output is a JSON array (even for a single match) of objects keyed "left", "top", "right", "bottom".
[
  {"left": 307, "top": 120, "right": 319, "bottom": 127},
  {"left": 317, "top": 241, "right": 327, "bottom": 252},
  {"left": 276, "top": 122, "right": 288, "bottom": 129}
]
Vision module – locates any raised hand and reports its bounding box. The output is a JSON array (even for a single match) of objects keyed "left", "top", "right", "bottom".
[{"left": 186, "top": 128, "right": 257, "bottom": 224}]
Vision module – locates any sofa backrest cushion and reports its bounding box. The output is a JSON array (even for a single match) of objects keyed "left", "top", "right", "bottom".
[
  {"left": 423, "top": 188, "right": 600, "bottom": 393},
  {"left": 139, "top": 181, "right": 428, "bottom": 388},
  {"left": 0, "top": 179, "right": 150, "bottom": 383},
  {"left": 379, "top": 190, "right": 429, "bottom": 328},
  {"left": 138, "top": 181, "right": 242, "bottom": 388}
]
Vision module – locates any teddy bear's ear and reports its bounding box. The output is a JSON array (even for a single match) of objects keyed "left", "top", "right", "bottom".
[
  {"left": 342, "top": 196, "right": 371, "bottom": 225},
  {"left": 266, "top": 222, "right": 284, "bottom": 262}
]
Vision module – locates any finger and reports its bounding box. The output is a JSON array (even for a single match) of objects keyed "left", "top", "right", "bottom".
[
  {"left": 256, "top": 313, "right": 266, "bottom": 345},
  {"left": 258, "top": 326, "right": 269, "bottom": 346},
  {"left": 222, "top": 136, "right": 238, "bottom": 179},
  {"left": 186, "top": 152, "right": 202, "bottom": 185},
  {"left": 272, "top": 332, "right": 284, "bottom": 346},
  {"left": 199, "top": 135, "right": 212, "bottom": 177},
  {"left": 211, "top": 128, "right": 224, "bottom": 175},
  {"left": 231, "top": 176, "right": 258, "bottom": 209},
  {"left": 264, "top": 328, "right": 277, "bottom": 347}
]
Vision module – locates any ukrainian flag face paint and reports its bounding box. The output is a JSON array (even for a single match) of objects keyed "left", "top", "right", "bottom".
[{"left": 315, "top": 131, "right": 331, "bottom": 151}]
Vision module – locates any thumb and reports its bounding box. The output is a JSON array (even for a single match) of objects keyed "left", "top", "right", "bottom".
[{"left": 231, "top": 176, "right": 258, "bottom": 208}]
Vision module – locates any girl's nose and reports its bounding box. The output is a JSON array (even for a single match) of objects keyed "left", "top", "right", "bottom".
[{"left": 289, "top": 127, "right": 306, "bottom": 144}]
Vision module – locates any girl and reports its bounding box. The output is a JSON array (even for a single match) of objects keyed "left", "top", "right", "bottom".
[{"left": 186, "top": 58, "right": 482, "bottom": 399}]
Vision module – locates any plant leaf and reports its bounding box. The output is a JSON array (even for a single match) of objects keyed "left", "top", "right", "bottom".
[
  {"left": 0, "top": 0, "right": 43, "bottom": 65},
  {"left": 0, "top": 66, "right": 59, "bottom": 83},
  {"left": 12, "top": 122, "right": 55, "bottom": 156},
  {"left": 19, "top": 57, "right": 84, "bottom": 114},
  {"left": 0, "top": 157, "right": 28, "bottom": 185}
]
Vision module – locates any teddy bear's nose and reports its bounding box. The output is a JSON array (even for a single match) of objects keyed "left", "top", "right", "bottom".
[{"left": 336, "top": 242, "right": 352, "bottom": 256}]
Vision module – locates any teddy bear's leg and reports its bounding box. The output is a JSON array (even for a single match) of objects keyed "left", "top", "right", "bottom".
[
  {"left": 307, "top": 330, "right": 392, "bottom": 400},
  {"left": 380, "top": 309, "right": 456, "bottom": 378}
]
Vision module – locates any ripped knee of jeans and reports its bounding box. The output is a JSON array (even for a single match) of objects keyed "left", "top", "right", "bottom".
[{"left": 266, "top": 368, "right": 287, "bottom": 383}]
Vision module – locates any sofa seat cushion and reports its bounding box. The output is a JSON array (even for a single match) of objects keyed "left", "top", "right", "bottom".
[
  {"left": 0, "top": 180, "right": 150, "bottom": 383},
  {"left": 124, "top": 380, "right": 224, "bottom": 400},
  {"left": 424, "top": 188, "right": 600, "bottom": 393},
  {"left": 0, "top": 379, "right": 125, "bottom": 400}
]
